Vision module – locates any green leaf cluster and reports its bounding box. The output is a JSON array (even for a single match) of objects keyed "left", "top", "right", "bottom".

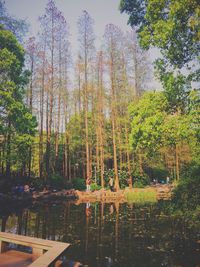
[{"left": 0, "top": 26, "right": 37, "bottom": 176}]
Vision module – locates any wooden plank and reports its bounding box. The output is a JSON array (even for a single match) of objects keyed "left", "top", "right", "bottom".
[
  {"left": 0, "top": 250, "right": 33, "bottom": 267},
  {"left": 0, "top": 240, "right": 7, "bottom": 253},
  {"left": 0, "top": 232, "right": 60, "bottom": 250},
  {"left": 29, "top": 244, "right": 69, "bottom": 267},
  {"left": 0, "top": 232, "right": 70, "bottom": 267},
  {"left": 32, "top": 247, "right": 45, "bottom": 261}
]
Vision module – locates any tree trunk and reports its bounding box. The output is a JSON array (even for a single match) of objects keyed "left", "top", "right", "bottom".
[
  {"left": 6, "top": 120, "right": 11, "bottom": 178},
  {"left": 39, "top": 52, "right": 45, "bottom": 180},
  {"left": 110, "top": 53, "right": 119, "bottom": 190},
  {"left": 125, "top": 123, "right": 132, "bottom": 188},
  {"left": 175, "top": 144, "right": 180, "bottom": 180},
  {"left": 138, "top": 151, "right": 143, "bottom": 176}
]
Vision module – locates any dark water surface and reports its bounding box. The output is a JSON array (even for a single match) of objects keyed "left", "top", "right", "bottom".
[{"left": 0, "top": 201, "right": 200, "bottom": 267}]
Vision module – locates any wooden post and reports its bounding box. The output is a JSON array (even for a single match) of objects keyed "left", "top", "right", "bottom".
[{"left": 0, "top": 240, "right": 7, "bottom": 253}]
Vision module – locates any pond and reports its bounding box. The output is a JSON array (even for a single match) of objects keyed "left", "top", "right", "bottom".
[{"left": 0, "top": 200, "right": 200, "bottom": 267}]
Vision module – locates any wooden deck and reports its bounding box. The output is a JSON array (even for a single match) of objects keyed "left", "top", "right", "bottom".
[
  {"left": 0, "top": 250, "right": 32, "bottom": 267},
  {"left": 0, "top": 232, "right": 70, "bottom": 267}
]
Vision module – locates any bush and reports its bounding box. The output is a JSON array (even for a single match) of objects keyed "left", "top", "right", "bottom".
[
  {"left": 72, "top": 178, "right": 86, "bottom": 190},
  {"left": 30, "top": 177, "right": 44, "bottom": 191},
  {"left": 132, "top": 174, "right": 150, "bottom": 188},
  {"left": 133, "top": 180, "right": 145, "bottom": 188},
  {"left": 90, "top": 183, "right": 102, "bottom": 191},
  {"left": 172, "top": 165, "right": 200, "bottom": 211},
  {"left": 48, "top": 173, "right": 65, "bottom": 189}
]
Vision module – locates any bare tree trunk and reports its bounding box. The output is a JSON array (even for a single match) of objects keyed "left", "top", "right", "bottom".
[
  {"left": 84, "top": 41, "right": 90, "bottom": 183},
  {"left": 138, "top": 152, "right": 143, "bottom": 176},
  {"left": 125, "top": 123, "right": 132, "bottom": 188},
  {"left": 6, "top": 120, "right": 11, "bottom": 178},
  {"left": 110, "top": 56, "right": 119, "bottom": 190},
  {"left": 175, "top": 144, "right": 180, "bottom": 180},
  {"left": 78, "top": 63, "right": 82, "bottom": 113},
  {"left": 28, "top": 54, "right": 34, "bottom": 179},
  {"left": 96, "top": 128, "right": 100, "bottom": 172},
  {"left": 39, "top": 50, "right": 45, "bottom": 180},
  {"left": 97, "top": 51, "right": 105, "bottom": 187},
  {"left": 55, "top": 41, "right": 62, "bottom": 164},
  {"left": 46, "top": 14, "right": 55, "bottom": 179}
]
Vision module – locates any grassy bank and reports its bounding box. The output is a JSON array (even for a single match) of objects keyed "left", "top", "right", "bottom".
[{"left": 125, "top": 189, "right": 157, "bottom": 203}]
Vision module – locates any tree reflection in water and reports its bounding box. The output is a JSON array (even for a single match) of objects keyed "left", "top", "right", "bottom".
[{"left": 0, "top": 201, "right": 200, "bottom": 267}]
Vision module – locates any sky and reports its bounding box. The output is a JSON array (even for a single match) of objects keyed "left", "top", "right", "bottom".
[
  {"left": 5, "top": 0, "right": 131, "bottom": 54},
  {"left": 4, "top": 0, "right": 161, "bottom": 89}
]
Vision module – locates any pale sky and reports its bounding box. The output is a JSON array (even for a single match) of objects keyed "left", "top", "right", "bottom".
[
  {"left": 4, "top": 0, "right": 162, "bottom": 89},
  {"left": 5, "top": 0, "right": 131, "bottom": 53}
]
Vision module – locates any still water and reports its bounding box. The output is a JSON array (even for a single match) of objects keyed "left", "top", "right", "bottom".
[{"left": 0, "top": 201, "right": 200, "bottom": 267}]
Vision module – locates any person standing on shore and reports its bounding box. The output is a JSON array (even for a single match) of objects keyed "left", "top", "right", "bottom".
[
  {"left": 109, "top": 177, "right": 114, "bottom": 192},
  {"left": 86, "top": 178, "right": 91, "bottom": 191}
]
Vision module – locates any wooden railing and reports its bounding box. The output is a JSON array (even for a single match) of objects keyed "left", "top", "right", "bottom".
[{"left": 0, "top": 232, "right": 70, "bottom": 267}]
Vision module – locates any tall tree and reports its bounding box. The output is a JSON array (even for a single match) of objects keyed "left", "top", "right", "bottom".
[
  {"left": 104, "top": 24, "right": 123, "bottom": 190},
  {"left": 94, "top": 51, "right": 105, "bottom": 187},
  {"left": 0, "top": 0, "right": 28, "bottom": 42},
  {"left": 0, "top": 26, "right": 37, "bottom": 177},
  {"left": 77, "top": 10, "right": 95, "bottom": 183},
  {"left": 120, "top": 0, "right": 200, "bottom": 94},
  {"left": 39, "top": 0, "right": 70, "bottom": 179}
]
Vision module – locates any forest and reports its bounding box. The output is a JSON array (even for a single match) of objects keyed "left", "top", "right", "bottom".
[{"left": 0, "top": 0, "right": 199, "bottom": 195}]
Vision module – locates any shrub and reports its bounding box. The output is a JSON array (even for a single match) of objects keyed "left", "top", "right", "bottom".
[
  {"left": 48, "top": 173, "right": 65, "bottom": 189},
  {"left": 132, "top": 174, "right": 150, "bottom": 188},
  {"left": 172, "top": 165, "right": 200, "bottom": 211},
  {"left": 90, "top": 183, "right": 102, "bottom": 191},
  {"left": 72, "top": 178, "right": 86, "bottom": 190}
]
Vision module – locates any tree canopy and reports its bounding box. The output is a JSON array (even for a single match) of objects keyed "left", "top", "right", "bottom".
[
  {"left": 120, "top": 0, "right": 200, "bottom": 68},
  {"left": 0, "top": 26, "right": 37, "bottom": 177}
]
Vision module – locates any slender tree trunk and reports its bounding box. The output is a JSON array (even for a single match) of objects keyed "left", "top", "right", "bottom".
[
  {"left": 175, "top": 144, "right": 180, "bottom": 180},
  {"left": 84, "top": 42, "right": 90, "bottom": 183},
  {"left": 46, "top": 14, "right": 55, "bottom": 179},
  {"left": 78, "top": 64, "right": 82, "bottom": 113},
  {"left": 138, "top": 151, "right": 143, "bottom": 176},
  {"left": 39, "top": 50, "right": 45, "bottom": 180},
  {"left": 97, "top": 51, "right": 104, "bottom": 187},
  {"left": 117, "top": 125, "right": 123, "bottom": 170},
  {"left": 6, "top": 120, "right": 11, "bottom": 178},
  {"left": 45, "top": 88, "right": 49, "bottom": 180},
  {"left": 96, "top": 128, "right": 100, "bottom": 173},
  {"left": 27, "top": 54, "right": 34, "bottom": 179},
  {"left": 55, "top": 41, "right": 62, "bottom": 165},
  {"left": 110, "top": 53, "right": 119, "bottom": 190},
  {"left": 125, "top": 123, "right": 132, "bottom": 188}
]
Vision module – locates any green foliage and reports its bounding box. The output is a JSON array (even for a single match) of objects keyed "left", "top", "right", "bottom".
[
  {"left": 162, "top": 113, "right": 191, "bottom": 147},
  {"left": 102, "top": 169, "right": 115, "bottom": 187},
  {"left": 120, "top": 0, "right": 200, "bottom": 67},
  {"left": 0, "top": 28, "right": 25, "bottom": 82},
  {"left": 155, "top": 59, "right": 192, "bottom": 113},
  {"left": 48, "top": 173, "right": 65, "bottom": 189},
  {"left": 133, "top": 174, "right": 150, "bottom": 188},
  {"left": 72, "top": 178, "right": 86, "bottom": 191},
  {"left": 172, "top": 167, "right": 200, "bottom": 211},
  {"left": 120, "top": 0, "right": 200, "bottom": 122},
  {"left": 129, "top": 92, "right": 167, "bottom": 153},
  {"left": 90, "top": 183, "right": 102, "bottom": 191},
  {"left": 0, "top": 27, "right": 37, "bottom": 177}
]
